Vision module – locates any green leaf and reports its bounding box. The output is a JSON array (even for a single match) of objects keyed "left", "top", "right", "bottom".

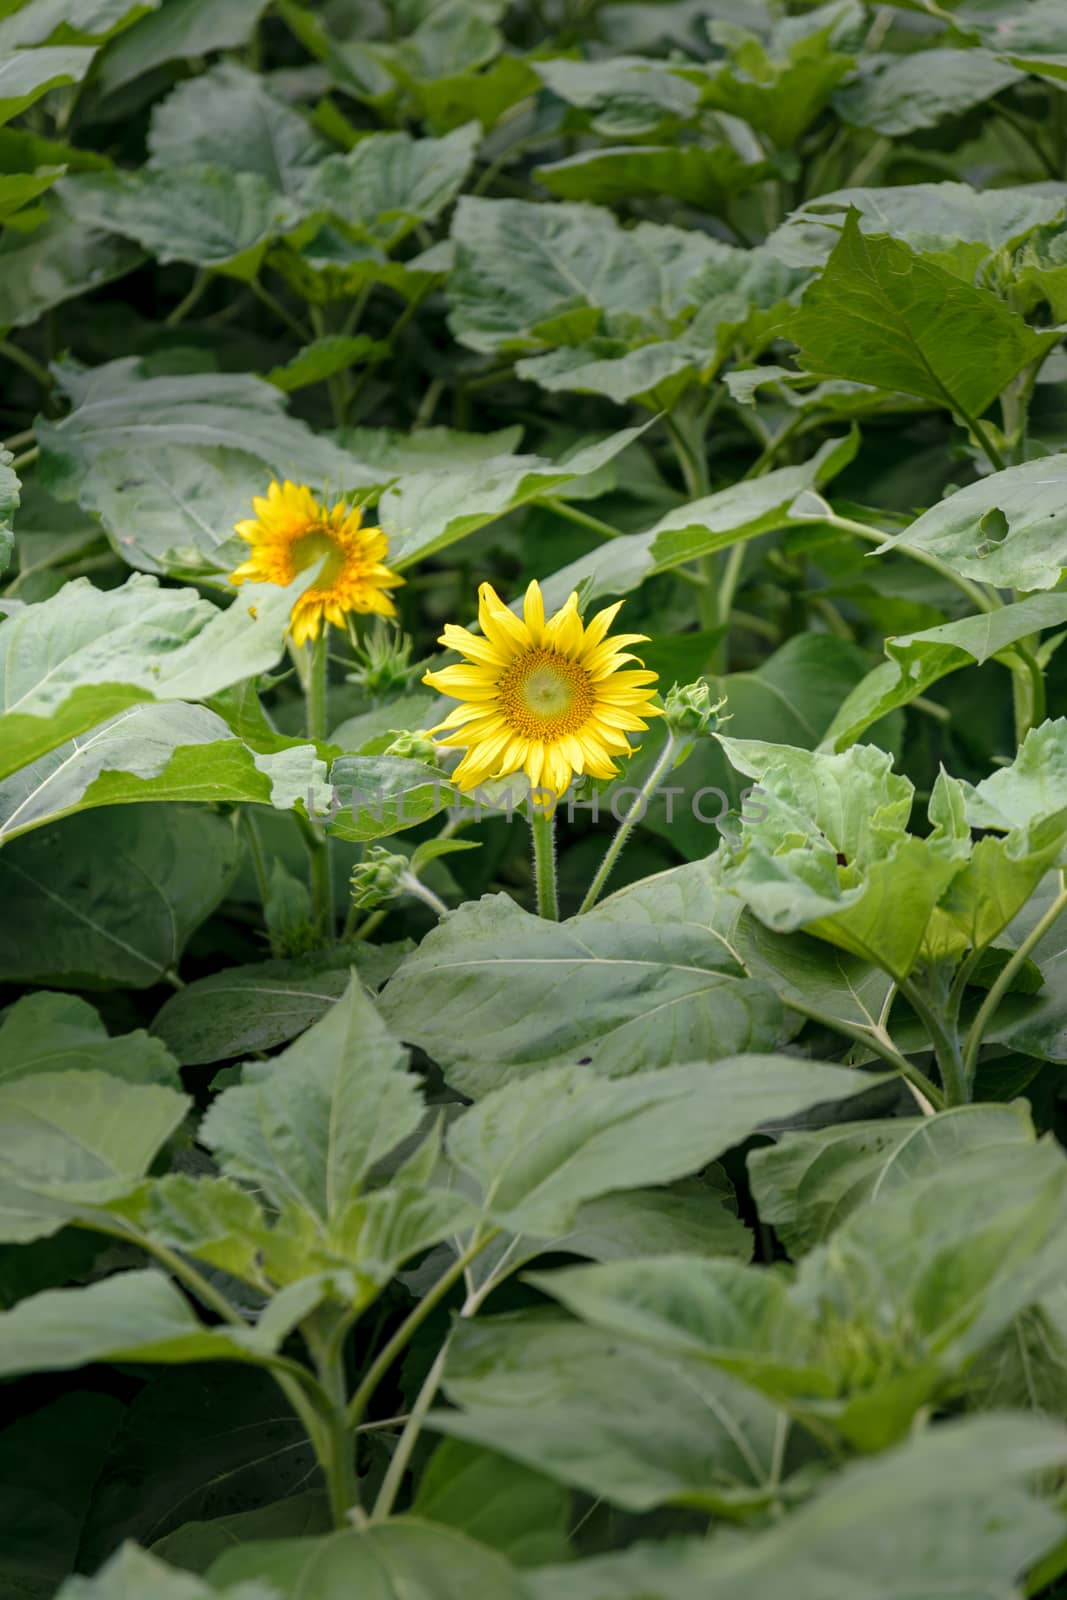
[
  {"left": 749, "top": 1102, "right": 1033, "bottom": 1255},
  {"left": 0, "top": 1070, "right": 188, "bottom": 1243},
  {"left": 265, "top": 335, "right": 383, "bottom": 393},
  {"left": 0, "top": 45, "right": 94, "bottom": 124},
  {"left": 208, "top": 1517, "right": 525, "bottom": 1598},
  {"left": 447, "top": 1057, "right": 877, "bottom": 1236},
  {"left": 0, "top": 991, "right": 180, "bottom": 1087},
  {"left": 0, "top": 198, "right": 145, "bottom": 327},
  {"left": 961, "top": 717, "right": 1067, "bottom": 834},
  {"left": 413, "top": 1441, "right": 570, "bottom": 1567},
  {"left": 150, "top": 945, "right": 406, "bottom": 1067},
  {"left": 769, "top": 181, "right": 1067, "bottom": 273},
  {"left": 535, "top": 144, "right": 770, "bottom": 209},
  {"left": 95, "top": 0, "right": 270, "bottom": 96},
  {"left": 533, "top": 55, "right": 701, "bottom": 136},
  {"left": 538, "top": 434, "right": 856, "bottom": 610},
  {"left": 152, "top": 1494, "right": 331, "bottom": 1578},
  {"left": 0, "top": 0, "right": 158, "bottom": 49},
  {"left": 0, "top": 1269, "right": 277, "bottom": 1380},
  {"left": 561, "top": 1180, "right": 751, "bottom": 1264},
  {"left": 327, "top": 754, "right": 451, "bottom": 841},
  {"left": 36, "top": 357, "right": 360, "bottom": 504},
  {"left": 57, "top": 1541, "right": 279, "bottom": 1597},
  {"left": 832, "top": 48, "right": 1023, "bottom": 136},
  {"left": 402, "top": 53, "right": 538, "bottom": 134},
  {"left": 0, "top": 805, "right": 239, "bottom": 988},
  {"left": 380, "top": 424, "right": 650, "bottom": 568},
  {"left": 379, "top": 887, "right": 782, "bottom": 1096},
  {"left": 524, "top": 1414, "right": 1067, "bottom": 1600},
  {"left": 0, "top": 1393, "right": 123, "bottom": 1600},
  {"left": 0, "top": 447, "right": 17, "bottom": 573},
  {"left": 78, "top": 1366, "right": 319, "bottom": 1572},
  {"left": 200, "top": 976, "right": 422, "bottom": 1224},
  {"left": 0, "top": 162, "right": 65, "bottom": 224},
  {"left": 0, "top": 703, "right": 328, "bottom": 842},
  {"left": 434, "top": 1313, "right": 794, "bottom": 1515},
  {"left": 300, "top": 123, "right": 479, "bottom": 248},
  {"left": 59, "top": 165, "right": 294, "bottom": 280},
  {"left": 0, "top": 572, "right": 312, "bottom": 782},
  {"left": 874, "top": 454, "right": 1067, "bottom": 591},
  {"left": 448, "top": 196, "right": 734, "bottom": 355},
  {"left": 822, "top": 593, "right": 1067, "bottom": 750},
  {"left": 691, "top": 24, "right": 854, "bottom": 148},
  {"left": 147, "top": 61, "right": 326, "bottom": 192},
  {"left": 784, "top": 209, "right": 1059, "bottom": 417}
]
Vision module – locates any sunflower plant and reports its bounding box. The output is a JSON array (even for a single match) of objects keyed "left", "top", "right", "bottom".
[{"left": 7, "top": 1, "right": 1067, "bottom": 1596}]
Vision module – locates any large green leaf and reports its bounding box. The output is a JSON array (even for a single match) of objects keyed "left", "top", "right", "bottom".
[
  {"left": 0, "top": 1070, "right": 188, "bottom": 1243},
  {"left": 59, "top": 166, "right": 293, "bottom": 280},
  {"left": 0, "top": 199, "right": 145, "bottom": 327},
  {"left": 748, "top": 1102, "right": 1033, "bottom": 1255},
  {"left": 0, "top": 448, "right": 17, "bottom": 574},
  {"left": 448, "top": 196, "right": 731, "bottom": 355},
  {"left": 95, "top": 0, "right": 270, "bottom": 95},
  {"left": 0, "top": 991, "right": 180, "bottom": 1088},
  {"left": 0, "top": 572, "right": 310, "bottom": 781},
  {"left": 208, "top": 1518, "right": 524, "bottom": 1598},
  {"left": 379, "top": 888, "right": 782, "bottom": 1097},
  {"left": 784, "top": 210, "right": 1059, "bottom": 417},
  {"left": 36, "top": 357, "right": 360, "bottom": 504},
  {"left": 0, "top": 45, "right": 94, "bottom": 124},
  {"left": 832, "top": 47, "right": 1022, "bottom": 136},
  {"left": 57, "top": 1542, "right": 278, "bottom": 1597},
  {"left": 200, "top": 977, "right": 421, "bottom": 1224},
  {"left": 412, "top": 1441, "right": 570, "bottom": 1568},
  {"left": 0, "top": 0, "right": 158, "bottom": 49},
  {"left": 874, "top": 454, "right": 1067, "bottom": 590},
  {"left": 535, "top": 144, "right": 770, "bottom": 209},
  {"left": 380, "top": 424, "right": 650, "bottom": 568},
  {"left": 523, "top": 1415, "right": 1067, "bottom": 1600},
  {"left": 532, "top": 55, "right": 701, "bottom": 136},
  {"left": 0, "top": 703, "right": 328, "bottom": 841},
  {"left": 538, "top": 434, "right": 856, "bottom": 609},
  {"left": 147, "top": 61, "right": 326, "bottom": 192},
  {"left": 433, "top": 1314, "right": 793, "bottom": 1514},
  {"left": 820, "top": 592, "right": 1067, "bottom": 750},
  {"left": 769, "top": 181, "right": 1067, "bottom": 271},
  {"left": 0, "top": 1270, "right": 275, "bottom": 1379},
  {"left": 0, "top": 805, "right": 238, "bottom": 988},
  {"left": 447, "top": 1057, "right": 879, "bottom": 1236},
  {"left": 299, "top": 123, "right": 478, "bottom": 247},
  {"left": 150, "top": 945, "right": 406, "bottom": 1066}
]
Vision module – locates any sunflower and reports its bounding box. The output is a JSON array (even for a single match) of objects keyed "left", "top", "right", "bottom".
[
  {"left": 229, "top": 480, "right": 402, "bottom": 648},
  {"left": 423, "top": 580, "right": 661, "bottom": 797}
]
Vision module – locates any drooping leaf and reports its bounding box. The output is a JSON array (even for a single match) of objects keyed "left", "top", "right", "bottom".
[
  {"left": 413, "top": 1441, "right": 570, "bottom": 1567},
  {"left": 832, "top": 48, "right": 1023, "bottom": 136},
  {"left": 95, "top": 0, "right": 271, "bottom": 96}
]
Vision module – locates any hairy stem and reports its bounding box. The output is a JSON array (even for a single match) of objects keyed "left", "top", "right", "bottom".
[
  {"left": 530, "top": 806, "right": 560, "bottom": 920},
  {"left": 961, "top": 874, "right": 1067, "bottom": 1094},
  {"left": 580, "top": 731, "right": 678, "bottom": 915}
]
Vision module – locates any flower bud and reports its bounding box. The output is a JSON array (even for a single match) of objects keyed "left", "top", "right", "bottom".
[
  {"left": 349, "top": 847, "right": 409, "bottom": 911},
  {"left": 383, "top": 729, "right": 437, "bottom": 762},
  {"left": 663, "top": 680, "right": 725, "bottom": 737}
]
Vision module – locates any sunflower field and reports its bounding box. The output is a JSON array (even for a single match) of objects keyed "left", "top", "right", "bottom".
[{"left": 7, "top": 0, "right": 1067, "bottom": 1594}]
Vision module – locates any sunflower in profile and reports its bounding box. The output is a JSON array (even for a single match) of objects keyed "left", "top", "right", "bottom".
[
  {"left": 229, "top": 480, "right": 402, "bottom": 648},
  {"left": 423, "top": 580, "right": 661, "bottom": 797}
]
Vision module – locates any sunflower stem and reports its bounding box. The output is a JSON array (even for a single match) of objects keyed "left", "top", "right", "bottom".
[
  {"left": 305, "top": 629, "right": 335, "bottom": 939},
  {"left": 579, "top": 730, "right": 678, "bottom": 914},
  {"left": 529, "top": 806, "right": 559, "bottom": 921}
]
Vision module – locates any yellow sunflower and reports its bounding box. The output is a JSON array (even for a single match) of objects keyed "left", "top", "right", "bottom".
[
  {"left": 423, "top": 580, "right": 661, "bottom": 797},
  {"left": 229, "top": 480, "right": 403, "bottom": 648}
]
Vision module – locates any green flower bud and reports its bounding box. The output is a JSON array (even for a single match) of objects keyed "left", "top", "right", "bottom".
[
  {"left": 663, "top": 680, "right": 725, "bottom": 737},
  {"left": 383, "top": 729, "right": 437, "bottom": 762},
  {"left": 350, "top": 847, "right": 409, "bottom": 911}
]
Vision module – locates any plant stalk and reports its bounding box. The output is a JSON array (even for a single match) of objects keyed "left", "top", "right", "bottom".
[
  {"left": 530, "top": 806, "right": 559, "bottom": 920},
  {"left": 305, "top": 629, "right": 334, "bottom": 937},
  {"left": 961, "top": 874, "right": 1067, "bottom": 1094},
  {"left": 579, "top": 731, "right": 678, "bottom": 914}
]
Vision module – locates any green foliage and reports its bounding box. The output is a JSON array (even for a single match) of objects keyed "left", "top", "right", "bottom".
[{"left": 5, "top": 2, "right": 1067, "bottom": 1594}]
